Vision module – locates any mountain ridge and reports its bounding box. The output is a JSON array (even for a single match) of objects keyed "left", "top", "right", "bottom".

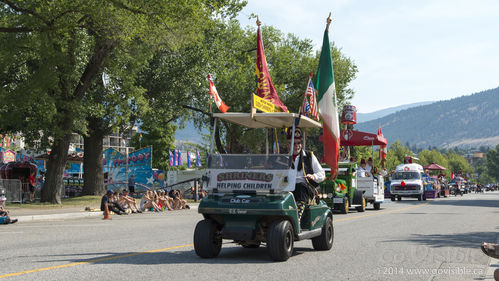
[{"left": 355, "top": 87, "right": 499, "bottom": 149}]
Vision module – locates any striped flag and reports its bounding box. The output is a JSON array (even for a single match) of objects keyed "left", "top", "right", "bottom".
[
  {"left": 208, "top": 74, "right": 229, "bottom": 113},
  {"left": 300, "top": 96, "right": 311, "bottom": 116},
  {"left": 187, "top": 151, "right": 191, "bottom": 168},
  {"left": 316, "top": 20, "right": 340, "bottom": 173},
  {"left": 196, "top": 150, "right": 202, "bottom": 167},
  {"left": 178, "top": 150, "right": 183, "bottom": 166},
  {"left": 169, "top": 150, "right": 173, "bottom": 166}
]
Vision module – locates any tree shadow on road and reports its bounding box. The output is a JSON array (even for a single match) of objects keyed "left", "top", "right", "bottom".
[{"left": 381, "top": 231, "right": 498, "bottom": 250}]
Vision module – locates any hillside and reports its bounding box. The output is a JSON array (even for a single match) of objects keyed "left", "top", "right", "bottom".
[
  {"left": 356, "top": 101, "right": 434, "bottom": 123},
  {"left": 355, "top": 87, "right": 499, "bottom": 149}
]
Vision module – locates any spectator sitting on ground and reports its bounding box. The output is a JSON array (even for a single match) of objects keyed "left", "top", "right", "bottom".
[
  {"left": 0, "top": 194, "right": 18, "bottom": 224},
  {"left": 190, "top": 186, "right": 207, "bottom": 200},
  {"left": 141, "top": 190, "right": 162, "bottom": 212},
  {"left": 118, "top": 190, "right": 142, "bottom": 213},
  {"left": 101, "top": 190, "right": 127, "bottom": 215},
  {"left": 158, "top": 190, "right": 173, "bottom": 211},
  {"left": 170, "top": 189, "right": 189, "bottom": 209}
]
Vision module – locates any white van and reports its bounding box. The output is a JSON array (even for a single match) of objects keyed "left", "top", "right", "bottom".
[{"left": 389, "top": 163, "right": 425, "bottom": 201}]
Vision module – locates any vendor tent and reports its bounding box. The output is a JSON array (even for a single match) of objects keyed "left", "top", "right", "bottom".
[{"left": 423, "top": 163, "right": 446, "bottom": 170}]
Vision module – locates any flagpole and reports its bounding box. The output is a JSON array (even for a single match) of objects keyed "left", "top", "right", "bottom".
[{"left": 326, "top": 12, "right": 332, "bottom": 31}]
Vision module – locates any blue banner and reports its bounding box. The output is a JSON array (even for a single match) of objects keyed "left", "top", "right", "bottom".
[{"left": 103, "top": 146, "right": 163, "bottom": 191}]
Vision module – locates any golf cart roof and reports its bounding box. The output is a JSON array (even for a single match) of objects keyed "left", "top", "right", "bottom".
[{"left": 212, "top": 112, "right": 322, "bottom": 129}]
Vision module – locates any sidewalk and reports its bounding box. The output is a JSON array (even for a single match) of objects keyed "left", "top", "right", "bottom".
[{"left": 6, "top": 203, "right": 199, "bottom": 223}]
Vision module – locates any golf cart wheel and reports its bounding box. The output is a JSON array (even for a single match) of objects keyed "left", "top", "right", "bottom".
[
  {"left": 341, "top": 200, "right": 349, "bottom": 214},
  {"left": 267, "top": 220, "right": 294, "bottom": 261},
  {"left": 373, "top": 202, "right": 381, "bottom": 210},
  {"left": 390, "top": 196, "right": 395, "bottom": 202},
  {"left": 194, "top": 219, "right": 222, "bottom": 258},
  {"left": 397, "top": 196, "right": 402, "bottom": 201},
  {"left": 312, "top": 216, "right": 334, "bottom": 250},
  {"left": 418, "top": 194, "right": 422, "bottom": 201},
  {"left": 356, "top": 197, "right": 366, "bottom": 212}
]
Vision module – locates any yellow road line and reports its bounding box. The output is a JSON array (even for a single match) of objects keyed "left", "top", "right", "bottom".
[
  {"left": 0, "top": 244, "right": 193, "bottom": 279},
  {"left": 333, "top": 202, "right": 430, "bottom": 223}
]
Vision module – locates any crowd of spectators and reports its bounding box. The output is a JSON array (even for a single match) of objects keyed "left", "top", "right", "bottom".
[{"left": 101, "top": 188, "right": 190, "bottom": 215}]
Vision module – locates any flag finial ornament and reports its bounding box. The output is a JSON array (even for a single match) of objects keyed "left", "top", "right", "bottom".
[
  {"left": 256, "top": 16, "right": 261, "bottom": 27},
  {"left": 326, "top": 12, "right": 332, "bottom": 31}
]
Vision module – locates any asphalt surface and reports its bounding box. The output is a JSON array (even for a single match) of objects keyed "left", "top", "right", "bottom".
[{"left": 1, "top": 192, "right": 498, "bottom": 281}]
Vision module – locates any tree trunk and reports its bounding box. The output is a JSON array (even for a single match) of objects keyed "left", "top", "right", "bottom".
[
  {"left": 41, "top": 134, "right": 72, "bottom": 204},
  {"left": 83, "top": 118, "right": 106, "bottom": 195}
]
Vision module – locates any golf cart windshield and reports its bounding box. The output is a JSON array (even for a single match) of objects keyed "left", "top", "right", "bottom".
[
  {"left": 203, "top": 112, "right": 321, "bottom": 194},
  {"left": 207, "top": 154, "right": 291, "bottom": 170}
]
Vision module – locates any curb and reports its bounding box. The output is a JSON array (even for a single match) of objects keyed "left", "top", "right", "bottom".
[
  {"left": 16, "top": 211, "right": 103, "bottom": 222},
  {"left": 15, "top": 205, "right": 199, "bottom": 223}
]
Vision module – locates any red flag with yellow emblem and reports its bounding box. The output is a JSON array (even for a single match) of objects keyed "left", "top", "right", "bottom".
[{"left": 256, "top": 22, "right": 288, "bottom": 112}]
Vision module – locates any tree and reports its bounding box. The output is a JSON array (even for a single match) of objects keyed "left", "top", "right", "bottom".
[
  {"left": 0, "top": 0, "right": 245, "bottom": 203},
  {"left": 385, "top": 141, "right": 412, "bottom": 172},
  {"left": 486, "top": 144, "right": 499, "bottom": 181}
]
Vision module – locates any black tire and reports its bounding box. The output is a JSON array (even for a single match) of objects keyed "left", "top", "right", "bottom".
[
  {"left": 267, "top": 220, "right": 294, "bottom": 261},
  {"left": 423, "top": 194, "right": 427, "bottom": 201},
  {"left": 397, "top": 196, "right": 402, "bottom": 201},
  {"left": 418, "top": 194, "right": 422, "bottom": 201},
  {"left": 356, "top": 197, "right": 366, "bottom": 212},
  {"left": 373, "top": 202, "right": 381, "bottom": 210},
  {"left": 194, "top": 219, "right": 222, "bottom": 258},
  {"left": 312, "top": 216, "right": 334, "bottom": 250}
]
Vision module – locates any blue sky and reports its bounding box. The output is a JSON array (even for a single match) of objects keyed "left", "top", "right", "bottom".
[{"left": 237, "top": 0, "right": 499, "bottom": 113}]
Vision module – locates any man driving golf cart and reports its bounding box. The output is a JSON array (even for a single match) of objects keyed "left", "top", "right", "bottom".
[{"left": 287, "top": 127, "right": 325, "bottom": 221}]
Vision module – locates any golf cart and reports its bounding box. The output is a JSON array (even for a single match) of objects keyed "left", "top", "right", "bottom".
[
  {"left": 194, "top": 112, "right": 334, "bottom": 261},
  {"left": 320, "top": 162, "right": 366, "bottom": 214}
]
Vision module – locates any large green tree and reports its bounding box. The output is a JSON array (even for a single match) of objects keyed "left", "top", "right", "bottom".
[
  {"left": 0, "top": 0, "right": 244, "bottom": 203},
  {"left": 486, "top": 144, "right": 499, "bottom": 181}
]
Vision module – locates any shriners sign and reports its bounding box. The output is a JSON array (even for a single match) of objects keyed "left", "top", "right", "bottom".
[{"left": 217, "top": 172, "right": 273, "bottom": 182}]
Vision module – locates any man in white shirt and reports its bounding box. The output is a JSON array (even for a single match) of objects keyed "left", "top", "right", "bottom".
[
  {"left": 357, "top": 159, "right": 370, "bottom": 177},
  {"left": 288, "top": 128, "right": 325, "bottom": 221}
]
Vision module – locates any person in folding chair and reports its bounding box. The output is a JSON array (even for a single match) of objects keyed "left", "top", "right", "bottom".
[{"left": 287, "top": 128, "right": 325, "bottom": 222}]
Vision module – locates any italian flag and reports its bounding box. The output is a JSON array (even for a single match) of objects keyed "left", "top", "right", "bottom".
[{"left": 316, "top": 27, "right": 340, "bottom": 173}]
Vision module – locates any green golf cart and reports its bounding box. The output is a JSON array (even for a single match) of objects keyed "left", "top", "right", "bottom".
[
  {"left": 194, "top": 112, "right": 334, "bottom": 261},
  {"left": 319, "top": 162, "right": 366, "bottom": 214}
]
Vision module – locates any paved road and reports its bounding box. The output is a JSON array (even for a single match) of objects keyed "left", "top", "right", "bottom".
[{"left": 1, "top": 192, "right": 498, "bottom": 281}]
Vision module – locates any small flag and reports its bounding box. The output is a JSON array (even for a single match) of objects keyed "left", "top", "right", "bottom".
[
  {"left": 178, "top": 150, "right": 183, "bottom": 166},
  {"left": 169, "top": 150, "right": 173, "bottom": 166},
  {"left": 173, "top": 149, "right": 178, "bottom": 166},
  {"left": 378, "top": 126, "right": 387, "bottom": 160},
  {"left": 300, "top": 95, "right": 311, "bottom": 116},
  {"left": 187, "top": 151, "right": 191, "bottom": 168},
  {"left": 196, "top": 150, "right": 202, "bottom": 167},
  {"left": 208, "top": 74, "right": 229, "bottom": 113},
  {"left": 307, "top": 76, "right": 319, "bottom": 121},
  {"left": 206, "top": 150, "right": 209, "bottom": 167}
]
